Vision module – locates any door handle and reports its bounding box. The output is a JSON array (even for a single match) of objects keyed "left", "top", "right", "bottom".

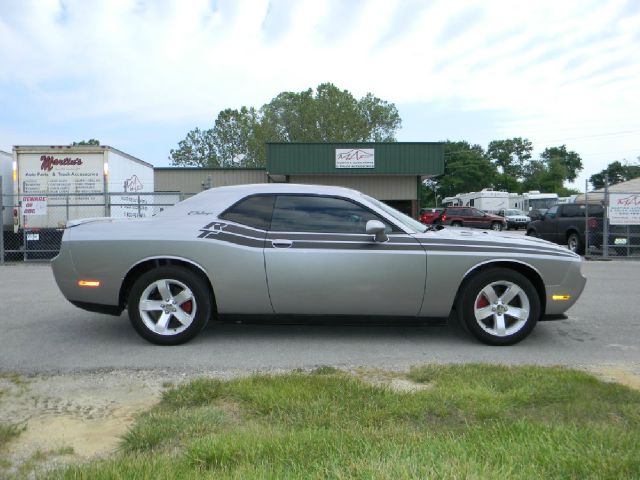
[{"left": 271, "top": 239, "right": 293, "bottom": 249}]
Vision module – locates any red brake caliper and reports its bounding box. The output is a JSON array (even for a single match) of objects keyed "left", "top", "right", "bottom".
[
  {"left": 181, "top": 300, "right": 193, "bottom": 314},
  {"left": 476, "top": 295, "right": 489, "bottom": 309}
]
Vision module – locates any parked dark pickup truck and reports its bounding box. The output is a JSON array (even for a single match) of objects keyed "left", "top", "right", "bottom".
[{"left": 526, "top": 203, "right": 639, "bottom": 255}]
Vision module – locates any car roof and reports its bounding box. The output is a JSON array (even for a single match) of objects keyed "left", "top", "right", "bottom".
[{"left": 159, "top": 183, "right": 372, "bottom": 218}]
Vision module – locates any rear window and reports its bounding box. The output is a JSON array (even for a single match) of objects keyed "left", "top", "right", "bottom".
[{"left": 220, "top": 195, "right": 275, "bottom": 230}]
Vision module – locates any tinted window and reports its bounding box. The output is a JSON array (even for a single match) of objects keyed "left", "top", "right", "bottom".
[
  {"left": 546, "top": 205, "right": 558, "bottom": 218},
  {"left": 561, "top": 205, "right": 584, "bottom": 217},
  {"left": 471, "top": 209, "right": 485, "bottom": 217},
  {"left": 271, "top": 195, "right": 390, "bottom": 233},
  {"left": 220, "top": 195, "right": 275, "bottom": 230}
]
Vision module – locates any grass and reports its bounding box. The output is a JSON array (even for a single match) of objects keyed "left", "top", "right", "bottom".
[
  {"left": 0, "top": 423, "right": 24, "bottom": 451},
  {"left": 45, "top": 364, "right": 640, "bottom": 479}
]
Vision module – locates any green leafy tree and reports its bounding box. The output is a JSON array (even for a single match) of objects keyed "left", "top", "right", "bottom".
[
  {"left": 212, "top": 107, "right": 260, "bottom": 167},
  {"left": 540, "top": 145, "right": 583, "bottom": 182},
  {"left": 434, "top": 141, "right": 498, "bottom": 200},
  {"left": 72, "top": 139, "right": 100, "bottom": 145},
  {"left": 170, "top": 83, "right": 401, "bottom": 167},
  {"left": 169, "top": 127, "right": 218, "bottom": 167},
  {"left": 487, "top": 137, "right": 533, "bottom": 189},
  {"left": 589, "top": 158, "right": 640, "bottom": 189}
]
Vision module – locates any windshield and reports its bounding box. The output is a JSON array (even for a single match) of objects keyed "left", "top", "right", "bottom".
[
  {"left": 506, "top": 209, "right": 525, "bottom": 215},
  {"left": 362, "top": 195, "right": 428, "bottom": 233}
]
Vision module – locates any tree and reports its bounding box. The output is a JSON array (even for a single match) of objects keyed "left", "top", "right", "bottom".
[
  {"left": 169, "top": 127, "right": 218, "bottom": 167},
  {"left": 432, "top": 141, "right": 497, "bottom": 200},
  {"left": 72, "top": 139, "right": 100, "bottom": 145},
  {"left": 589, "top": 158, "right": 640, "bottom": 189},
  {"left": 540, "top": 145, "right": 583, "bottom": 182},
  {"left": 486, "top": 137, "right": 533, "bottom": 190},
  {"left": 212, "top": 107, "right": 260, "bottom": 167},
  {"left": 170, "top": 83, "right": 402, "bottom": 167}
]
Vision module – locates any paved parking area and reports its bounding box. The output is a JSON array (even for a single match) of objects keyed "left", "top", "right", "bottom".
[{"left": 0, "top": 260, "right": 638, "bottom": 375}]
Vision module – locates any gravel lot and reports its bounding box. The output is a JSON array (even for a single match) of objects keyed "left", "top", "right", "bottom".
[{"left": 0, "top": 257, "right": 639, "bottom": 470}]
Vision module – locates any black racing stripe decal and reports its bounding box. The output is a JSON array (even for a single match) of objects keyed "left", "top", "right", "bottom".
[
  {"left": 266, "top": 242, "right": 424, "bottom": 251},
  {"left": 266, "top": 232, "right": 417, "bottom": 243},
  {"left": 215, "top": 232, "right": 265, "bottom": 248},
  {"left": 423, "top": 245, "right": 575, "bottom": 258}
]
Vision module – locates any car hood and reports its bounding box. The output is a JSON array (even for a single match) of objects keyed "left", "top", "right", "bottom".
[{"left": 413, "top": 227, "right": 578, "bottom": 258}]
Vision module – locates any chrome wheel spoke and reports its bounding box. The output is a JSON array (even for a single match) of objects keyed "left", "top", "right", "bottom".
[
  {"left": 481, "top": 285, "right": 498, "bottom": 304},
  {"left": 173, "top": 308, "right": 192, "bottom": 325},
  {"left": 494, "top": 313, "right": 506, "bottom": 336},
  {"left": 173, "top": 289, "right": 193, "bottom": 306},
  {"left": 140, "top": 300, "right": 164, "bottom": 311},
  {"left": 155, "top": 280, "right": 172, "bottom": 302},
  {"left": 507, "top": 307, "right": 528, "bottom": 321},
  {"left": 156, "top": 312, "right": 172, "bottom": 331},
  {"left": 500, "top": 285, "right": 522, "bottom": 305},
  {"left": 475, "top": 306, "right": 494, "bottom": 320}
]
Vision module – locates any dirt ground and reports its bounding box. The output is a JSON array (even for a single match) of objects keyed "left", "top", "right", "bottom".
[{"left": 1, "top": 365, "right": 639, "bottom": 476}]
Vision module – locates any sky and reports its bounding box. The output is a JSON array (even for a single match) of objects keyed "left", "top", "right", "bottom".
[{"left": 1, "top": 0, "right": 639, "bottom": 190}]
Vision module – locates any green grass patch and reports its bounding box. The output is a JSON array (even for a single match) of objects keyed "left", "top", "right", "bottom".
[
  {"left": 45, "top": 365, "right": 640, "bottom": 479},
  {"left": 0, "top": 423, "right": 24, "bottom": 451}
]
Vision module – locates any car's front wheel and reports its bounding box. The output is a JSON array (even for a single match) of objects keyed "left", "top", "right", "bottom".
[
  {"left": 457, "top": 268, "right": 540, "bottom": 345},
  {"left": 128, "top": 266, "right": 211, "bottom": 345}
]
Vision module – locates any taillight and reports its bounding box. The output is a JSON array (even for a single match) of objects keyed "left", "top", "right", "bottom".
[
  {"left": 441, "top": 214, "right": 447, "bottom": 222},
  {"left": 588, "top": 218, "right": 598, "bottom": 229}
]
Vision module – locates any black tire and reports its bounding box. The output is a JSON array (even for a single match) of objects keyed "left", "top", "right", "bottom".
[
  {"left": 526, "top": 229, "right": 537, "bottom": 237},
  {"left": 457, "top": 268, "right": 540, "bottom": 346},
  {"left": 491, "top": 222, "right": 503, "bottom": 231},
  {"left": 451, "top": 221, "right": 463, "bottom": 227},
  {"left": 567, "top": 232, "right": 583, "bottom": 254},
  {"left": 128, "top": 266, "right": 212, "bottom": 345}
]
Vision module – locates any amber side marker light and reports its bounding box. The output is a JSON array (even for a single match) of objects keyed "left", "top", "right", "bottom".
[
  {"left": 552, "top": 295, "right": 571, "bottom": 301},
  {"left": 78, "top": 280, "right": 101, "bottom": 288}
]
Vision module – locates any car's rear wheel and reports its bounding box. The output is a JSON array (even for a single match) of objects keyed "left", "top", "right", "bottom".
[
  {"left": 128, "top": 266, "right": 211, "bottom": 345},
  {"left": 457, "top": 268, "right": 540, "bottom": 345},
  {"left": 567, "top": 232, "right": 583, "bottom": 254},
  {"left": 451, "top": 221, "right": 462, "bottom": 227},
  {"left": 491, "top": 222, "right": 503, "bottom": 231}
]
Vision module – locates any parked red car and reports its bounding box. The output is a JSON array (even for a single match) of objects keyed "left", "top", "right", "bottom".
[
  {"left": 418, "top": 208, "right": 444, "bottom": 224},
  {"left": 436, "top": 207, "right": 506, "bottom": 231}
]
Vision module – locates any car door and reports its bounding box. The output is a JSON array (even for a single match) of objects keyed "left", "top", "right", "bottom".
[
  {"left": 537, "top": 205, "right": 559, "bottom": 242},
  {"left": 468, "top": 208, "right": 488, "bottom": 229},
  {"left": 263, "top": 194, "right": 427, "bottom": 316}
]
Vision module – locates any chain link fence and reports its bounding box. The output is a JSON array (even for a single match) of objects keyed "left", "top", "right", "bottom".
[
  {"left": 585, "top": 187, "right": 640, "bottom": 259},
  {"left": 2, "top": 191, "right": 191, "bottom": 262}
]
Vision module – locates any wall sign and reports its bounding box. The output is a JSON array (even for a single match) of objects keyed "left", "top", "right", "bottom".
[
  {"left": 21, "top": 195, "right": 48, "bottom": 215},
  {"left": 609, "top": 193, "right": 640, "bottom": 225},
  {"left": 335, "top": 149, "right": 375, "bottom": 168}
]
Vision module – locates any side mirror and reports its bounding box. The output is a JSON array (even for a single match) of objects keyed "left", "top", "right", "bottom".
[{"left": 366, "top": 220, "right": 388, "bottom": 243}]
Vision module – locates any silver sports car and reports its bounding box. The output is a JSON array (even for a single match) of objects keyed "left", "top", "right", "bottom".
[{"left": 52, "top": 184, "right": 586, "bottom": 346}]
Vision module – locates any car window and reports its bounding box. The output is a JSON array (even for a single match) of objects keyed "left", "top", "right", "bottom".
[
  {"left": 561, "top": 205, "right": 583, "bottom": 217},
  {"left": 270, "top": 195, "right": 392, "bottom": 234},
  {"left": 220, "top": 195, "right": 275, "bottom": 230},
  {"left": 471, "top": 209, "right": 485, "bottom": 217},
  {"left": 546, "top": 205, "right": 558, "bottom": 219}
]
